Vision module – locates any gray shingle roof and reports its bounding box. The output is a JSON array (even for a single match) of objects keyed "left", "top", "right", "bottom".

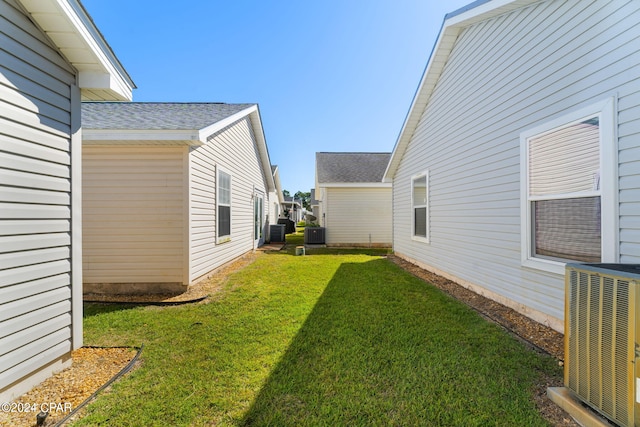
[
  {"left": 316, "top": 152, "right": 391, "bottom": 183},
  {"left": 82, "top": 102, "right": 255, "bottom": 130}
]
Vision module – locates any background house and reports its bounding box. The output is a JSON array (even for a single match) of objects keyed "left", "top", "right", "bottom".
[
  {"left": 315, "top": 152, "right": 392, "bottom": 247},
  {"left": 81, "top": 102, "right": 275, "bottom": 294},
  {"left": 0, "top": 0, "right": 134, "bottom": 400},
  {"left": 282, "top": 196, "right": 303, "bottom": 223},
  {"left": 309, "top": 189, "right": 320, "bottom": 222},
  {"left": 384, "top": 0, "right": 640, "bottom": 333},
  {"left": 269, "top": 165, "right": 284, "bottom": 234}
]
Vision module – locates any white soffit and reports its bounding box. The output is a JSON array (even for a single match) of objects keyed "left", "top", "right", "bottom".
[
  {"left": 82, "top": 129, "right": 203, "bottom": 146},
  {"left": 18, "top": 0, "right": 135, "bottom": 101}
]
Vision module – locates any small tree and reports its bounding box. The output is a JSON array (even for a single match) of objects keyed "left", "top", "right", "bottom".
[{"left": 294, "top": 191, "right": 311, "bottom": 210}]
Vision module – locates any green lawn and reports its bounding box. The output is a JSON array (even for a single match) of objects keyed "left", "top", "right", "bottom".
[{"left": 76, "top": 232, "right": 560, "bottom": 426}]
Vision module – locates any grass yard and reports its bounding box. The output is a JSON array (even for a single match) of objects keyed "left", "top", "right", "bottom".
[{"left": 76, "top": 233, "right": 561, "bottom": 426}]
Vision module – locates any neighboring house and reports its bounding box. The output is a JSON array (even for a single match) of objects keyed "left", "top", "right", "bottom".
[
  {"left": 81, "top": 102, "right": 275, "bottom": 294},
  {"left": 269, "top": 165, "right": 284, "bottom": 225},
  {"left": 383, "top": 0, "right": 640, "bottom": 333},
  {"left": 309, "top": 189, "right": 320, "bottom": 222},
  {"left": 282, "top": 196, "right": 303, "bottom": 223},
  {"left": 0, "top": 0, "right": 134, "bottom": 400},
  {"left": 316, "top": 152, "right": 392, "bottom": 247}
]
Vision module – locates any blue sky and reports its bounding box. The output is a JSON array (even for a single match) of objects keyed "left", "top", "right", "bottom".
[{"left": 82, "top": 0, "right": 472, "bottom": 194}]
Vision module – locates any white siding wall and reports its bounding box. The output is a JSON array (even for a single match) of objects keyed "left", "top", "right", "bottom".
[
  {"left": 325, "top": 187, "right": 392, "bottom": 246},
  {"left": 0, "top": 0, "right": 77, "bottom": 399},
  {"left": 83, "top": 146, "right": 186, "bottom": 286},
  {"left": 392, "top": 0, "right": 640, "bottom": 331},
  {"left": 190, "top": 117, "right": 268, "bottom": 282}
]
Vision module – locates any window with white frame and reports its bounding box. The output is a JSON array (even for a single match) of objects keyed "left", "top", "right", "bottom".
[
  {"left": 217, "top": 169, "right": 231, "bottom": 242},
  {"left": 521, "top": 98, "right": 617, "bottom": 273},
  {"left": 412, "top": 172, "right": 429, "bottom": 242}
]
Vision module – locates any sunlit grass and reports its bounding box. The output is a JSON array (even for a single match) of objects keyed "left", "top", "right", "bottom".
[{"left": 76, "top": 231, "right": 560, "bottom": 426}]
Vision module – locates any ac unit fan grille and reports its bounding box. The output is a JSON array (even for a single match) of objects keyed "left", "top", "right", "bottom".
[{"left": 566, "top": 268, "right": 633, "bottom": 426}]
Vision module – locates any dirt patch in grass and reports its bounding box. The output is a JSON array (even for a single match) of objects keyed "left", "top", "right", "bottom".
[{"left": 388, "top": 255, "right": 578, "bottom": 427}]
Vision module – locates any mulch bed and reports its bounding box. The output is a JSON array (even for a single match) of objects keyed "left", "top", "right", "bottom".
[
  {"left": 83, "top": 251, "right": 262, "bottom": 305},
  {"left": 0, "top": 347, "right": 138, "bottom": 427}
]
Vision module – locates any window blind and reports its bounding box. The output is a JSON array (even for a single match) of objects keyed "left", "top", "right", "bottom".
[
  {"left": 534, "top": 197, "right": 601, "bottom": 262},
  {"left": 529, "top": 118, "right": 600, "bottom": 197}
]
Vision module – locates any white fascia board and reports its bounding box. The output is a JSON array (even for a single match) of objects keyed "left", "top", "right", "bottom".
[
  {"left": 272, "top": 166, "right": 285, "bottom": 203},
  {"left": 383, "top": 0, "right": 540, "bottom": 181},
  {"left": 319, "top": 182, "right": 392, "bottom": 189},
  {"left": 198, "top": 104, "right": 276, "bottom": 193},
  {"left": 445, "top": 0, "right": 539, "bottom": 27},
  {"left": 60, "top": 0, "right": 135, "bottom": 100},
  {"left": 248, "top": 107, "right": 276, "bottom": 193},
  {"left": 197, "top": 105, "right": 257, "bottom": 141},
  {"left": 383, "top": 21, "right": 460, "bottom": 181},
  {"left": 82, "top": 129, "right": 203, "bottom": 146}
]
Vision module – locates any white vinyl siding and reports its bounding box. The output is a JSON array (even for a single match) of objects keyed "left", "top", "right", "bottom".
[
  {"left": 0, "top": 0, "right": 76, "bottom": 397},
  {"left": 189, "top": 117, "right": 268, "bottom": 282},
  {"left": 83, "top": 146, "right": 186, "bottom": 284},
  {"left": 324, "top": 187, "right": 392, "bottom": 246},
  {"left": 391, "top": 0, "right": 640, "bottom": 331}
]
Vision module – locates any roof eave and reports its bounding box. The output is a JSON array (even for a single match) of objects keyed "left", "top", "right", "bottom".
[
  {"left": 82, "top": 129, "right": 203, "bottom": 146},
  {"left": 383, "top": 0, "right": 541, "bottom": 181},
  {"left": 18, "top": 0, "right": 135, "bottom": 101},
  {"left": 271, "top": 166, "right": 285, "bottom": 203},
  {"left": 247, "top": 106, "right": 277, "bottom": 194},
  {"left": 317, "top": 182, "right": 392, "bottom": 188}
]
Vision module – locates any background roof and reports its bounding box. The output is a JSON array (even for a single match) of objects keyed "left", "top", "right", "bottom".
[
  {"left": 82, "top": 102, "right": 254, "bottom": 130},
  {"left": 316, "top": 152, "right": 391, "bottom": 184}
]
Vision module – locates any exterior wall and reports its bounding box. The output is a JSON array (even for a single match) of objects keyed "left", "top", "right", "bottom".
[
  {"left": 189, "top": 117, "right": 269, "bottom": 282},
  {"left": 392, "top": 0, "right": 640, "bottom": 332},
  {"left": 324, "top": 187, "right": 392, "bottom": 246},
  {"left": 82, "top": 146, "right": 187, "bottom": 291},
  {"left": 0, "top": 0, "right": 77, "bottom": 400}
]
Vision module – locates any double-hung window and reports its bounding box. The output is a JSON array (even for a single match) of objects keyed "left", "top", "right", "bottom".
[
  {"left": 412, "top": 171, "right": 429, "bottom": 242},
  {"left": 217, "top": 169, "right": 231, "bottom": 243},
  {"left": 521, "top": 98, "right": 617, "bottom": 273}
]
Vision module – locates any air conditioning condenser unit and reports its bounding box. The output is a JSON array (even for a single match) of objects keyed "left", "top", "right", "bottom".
[{"left": 565, "top": 263, "right": 640, "bottom": 427}]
